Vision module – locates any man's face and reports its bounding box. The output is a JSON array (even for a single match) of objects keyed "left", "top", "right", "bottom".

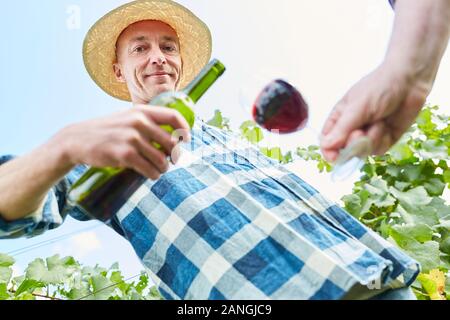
[{"left": 114, "top": 20, "right": 182, "bottom": 104}]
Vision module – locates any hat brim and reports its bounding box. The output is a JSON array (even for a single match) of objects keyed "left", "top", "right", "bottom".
[{"left": 83, "top": 0, "right": 212, "bottom": 102}]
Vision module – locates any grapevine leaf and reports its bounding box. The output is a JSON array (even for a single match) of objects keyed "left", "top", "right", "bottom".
[
  {"left": 428, "top": 198, "right": 450, "bottom": 221},
  {"left": 342, "top": 194, "right": 362, "bottom": 218},
  {"left": 393, "top": 203, "right": 440, "bottom": 229},
  {"left": 361, "top": 162, "right": 376, "bottom": 177},
  {"left": 110, "top": 262, "right": 119, "bottom": 270},
  {"left": 282, "top": 151, "right": 293, "bottom": 164},
  {"left": 363, "top": 177, "right": 396, "bottom": 208},
  {"left": 389, "top": 186, "right": 432, "bottom": 207},
  {"left": 259, "top": 147, "right": 270, "bottom": 158},
  {"left": 418, "top": 140, "right": 448, "bottom": 160},
  {"left": 147, "top": 286, "right": 163, "bottom": 300},
  {"left": 25, "top": 255, "right": 73, "bottom": 285},
  {"left": 135, "top": 273, "right": 149, "bottom": 294},
  {"left": 390, "top": 142, "right": 414, "bottom": 163},
  {"left": 90, "top": 274, "right": 115, "bottom": 300},
  {"left": 207, "top": 110, "right": 224, "bottom": 128},
  {"left": 394, "top": 181, "right": 410, "bottom": 191},
  {"left": 391, "top": 223, "right": 433, "bottom": 243},
  {"left": 417, "top": 270, "right": 446, "bottom": 300},
  {"left": 424, "top": 177, "right": 446, "bottom": 196},
  {"left": 438, "top": 160, "right": 448, "bottom": 170},
  {"left": 416, "top": 108, "right": 436, "bottom": 133},
  {"left": 65, "top": 284, "right": 91, "bottom": 300},
  {"left": 440, "top": 237, "right": 450, "bottom": 255},
  {"left": 15, "top": 279, "right": 45, "bottom": 296},
  {"left": 342, "top": 189, "right": 374, "bottom": 219},
  {"left": 402, "top": 165, "right": 423, "bottom": 183},
  {"left": 389, "top": 228, "right": 441, "bottom": 272},
  {"left": 243, "top": 127, "right": 264, "bottom": 144},
  {"left": 0, "top": 267, "right": 12, "bottom": 284},
  {"left": 386, "top": 164, "right": 402, "bottom": 178},
  {"left": 25, "top": 259, "right": 46, "bottom": 282},
  {"left": 446, "top": 275, "right": 450, "bottom": 299},
  {"left": 379, "top": 218, "right": 391, "bottom": 239},
  {"left": 267, "top": 147, "right": 282, "bottom": 162},
  {"left": 443, "top": 169, "right": 450, "bottom": 184},
  {"left": 0, "top": 253, "right": 15, "bottom": 267},
  {"left": 81, "top": 265, "right": 107, "bottom": 277},
  {"left": 13, "top": 292, "right": 35, "bottom": 300},
  {"left": 240, "top": 121, "right": 264, "bottom": 144},
  {"left": 129, "top": 290, "right": 142, "bottom": 300},
  {"left": 0, "top": 283, "right": 10, "bottom": 300},
  {"left": 110, "top": 271, "right": 129, "bottom": 293},
  {"left": 207, "top": 110, "right": 230, "bottom": 131},
  {"left": 260, "top": 147, "right": 291, "bottom": 163}
]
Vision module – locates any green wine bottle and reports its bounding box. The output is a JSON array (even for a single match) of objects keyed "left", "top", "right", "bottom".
[{"left": 68, "top": 59, "right": 226, "bottom": 222}]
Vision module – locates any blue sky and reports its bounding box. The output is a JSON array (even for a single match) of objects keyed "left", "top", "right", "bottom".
[{"left": 0, "top": 0, "right": 449, "bottom": 280}]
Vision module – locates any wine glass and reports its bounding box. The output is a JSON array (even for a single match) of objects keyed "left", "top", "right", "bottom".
[{"left": 237, "top": 71, "right": 372, "bottom": 181}]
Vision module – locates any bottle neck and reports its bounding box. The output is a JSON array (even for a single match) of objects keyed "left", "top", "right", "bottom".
[{"left": 183, "top": 59, "right": 226, "bottom": 103}]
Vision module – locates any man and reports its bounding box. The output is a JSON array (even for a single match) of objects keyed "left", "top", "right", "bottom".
[
  {"left": 0, "top": 0, "right": 419, "bottom": 300},
  {"left": 321, "top": 0, "right": 450, "bottom": 163}
]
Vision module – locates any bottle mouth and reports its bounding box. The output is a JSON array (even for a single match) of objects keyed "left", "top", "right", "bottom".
[
  {"left": 331, "top": 136, "right": 373, "bottom": 181},
  {"left": 212, "top": 59, "right": 226, "bottom": 76}
]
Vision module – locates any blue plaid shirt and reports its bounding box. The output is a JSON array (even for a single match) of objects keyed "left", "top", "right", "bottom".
[{"left": 0, "top": 117, "right": 419, "bottom": 299}]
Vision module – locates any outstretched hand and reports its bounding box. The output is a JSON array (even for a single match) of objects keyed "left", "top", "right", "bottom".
[{"left": 320, "top": 62, "right": 429, "bottom": 163}]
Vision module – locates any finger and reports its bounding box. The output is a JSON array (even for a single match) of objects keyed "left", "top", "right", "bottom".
[
  {"left": 321, "top": 104, "right": 343, "bottom": 137},
  {"left": 117, "top": 148, "right": 162, "bottom": 180},
  {"left": 347, "top": 129, "right": 366, "bottom": 147},
  {"left": 130, "top": 154, "right": 163, "bottom": 180},
  {"left": 375, "top": 134, "right": 393, "bottom": 156},
  {"left": 322, "top": 149, "right": 340, "bottom": 163},
  {"left": 321, "top": 129, "right": 366, "bottom": 163},
  {"left": 136, "top": 138, "right": 170, "bottom": 173},
  {"left": 127, "top": 114, "right": 179, "bottom": 156},
  {"left": 366, "top": 122, "right": 390, "bottom": 155},
  {"left": 321, "top": 101, "right": 369, "bottom": 151},
  {"left": 322, "top": 130, "right": 366, "bottom": 162},
  {"left": 141, "top": 122, "right": 180, "bottom": 156},
  {"left": 143, "top": 106, "right": 192, "bottom": 141}
]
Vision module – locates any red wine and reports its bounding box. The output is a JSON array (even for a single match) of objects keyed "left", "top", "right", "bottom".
[{"left": 252, "top": 79, "right": 309, "bottom": 133}]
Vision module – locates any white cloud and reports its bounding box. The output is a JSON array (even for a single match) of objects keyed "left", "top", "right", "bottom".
[
  {"left": 51, "top": 231, "right": 102, "bottom": 260},
  {"left": 71, "top": 232, "right": 102, "bottom": 258}
]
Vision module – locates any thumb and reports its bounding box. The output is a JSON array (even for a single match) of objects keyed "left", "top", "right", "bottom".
[{"left": 321, "top": 101, "right": 367, "bottom": 150}]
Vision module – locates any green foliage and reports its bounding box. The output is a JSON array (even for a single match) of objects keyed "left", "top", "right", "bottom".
[
  {"left": 206, "top": 109, "right": 231, "bottom": 131},
  {"left": 0, "top": 254, "right": 162, "bottom": 300},
  {"left": 239, "top": 120, "right": 265, "bottom": 145},
  {"left": 341, "top": 105, "right": 450, "bottom": 300},
  {"left": 296, "top": 146, "right": 333, "bottom": 173},
  {"left": 231, "top": 117, "right": 325, "bottom": 166},
  {"left": 208, "top": 106, "right": 450, "bottom": 300},
  {"left": 2, "top": 106, "right": 448, "bottom": 300}
]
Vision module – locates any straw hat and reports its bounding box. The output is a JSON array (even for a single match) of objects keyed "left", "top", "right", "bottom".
[{"left": 83, "top": 0, "right": 212, "bottom": 101}]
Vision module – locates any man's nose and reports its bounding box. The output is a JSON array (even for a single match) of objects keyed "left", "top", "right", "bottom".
[{"left": 149, "top": 49, "right": 167, "bottom": 66}]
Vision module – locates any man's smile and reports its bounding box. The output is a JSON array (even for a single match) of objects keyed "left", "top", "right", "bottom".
[{"left": 146, "top": 72, "right": 170, "bottom": 78}]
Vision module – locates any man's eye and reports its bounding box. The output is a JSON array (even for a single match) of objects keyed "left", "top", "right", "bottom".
[
  {"left": 133, "top": 46, "right": 147, "bottom": 53},
  {"left": 162, "top": 45, "right": 177, "bottom": 52}
]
